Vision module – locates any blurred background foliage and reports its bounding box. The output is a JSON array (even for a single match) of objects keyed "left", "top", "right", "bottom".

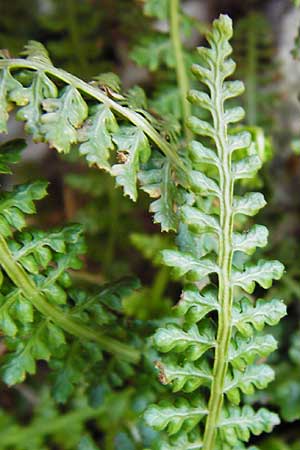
[{"left": 1, "top": 0, "right": 300, "bottom": 448}]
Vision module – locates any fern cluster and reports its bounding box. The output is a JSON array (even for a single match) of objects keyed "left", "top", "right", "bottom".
[
  {"left": 0, "top": 4, "right": 290, "bottom": 449},
  {"left": 0, "top": 137, "right": 144, "bottom": 391}
]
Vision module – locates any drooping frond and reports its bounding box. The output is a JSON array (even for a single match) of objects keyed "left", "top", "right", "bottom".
[{"left": 0, "top": 41, "right": 185, "bottom": 217}]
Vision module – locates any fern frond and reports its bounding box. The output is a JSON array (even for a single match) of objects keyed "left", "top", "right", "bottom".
[
  {"left": 22, "top": 40, "right": 53, "bottom": 65},
  {"left": 131, "top": 34, "right": 175, "bottom": 71},
  {"left": 112, "top": 126, "right": 151, "bottom": 201},
  {"left": 219, "top": 406, "right": 280, "bottom": 447},
  {"left": 41, "top": 86, "right": 88, "bottom": 152},
  {"left": 78, "top": 104, "right": 118, "bottom": 171},
  {"left": 0, "top": 139, "right": 26, "bottom": 173},
  {"left": 139, "top": 151, "right": 179, "bottom": 231},
  {"left": 143, "top": 0, "right": 170, "bottom": 20},
  {"left": 144, "top": 397, "right": 208, "bottom": 435},
  {"left": 224, "top": 364, "right": 275, "bottom": 404},
  {"left": 0, "top": 143, "right": 140, "bottom": 387},
  {"left": 232, "top": 297, "right": 286, "bottom": 337},
  {"left": 0, "top": 214, "right": 140, "bottom": 384},
  {"left": 145, "top": 14, "right": 284, "bottom": 450},
  {"left": 156, "top": 358, "right": 212, "bottom": 392},
  {"left": 0, "top": 44, "right": 186, "bottom": 225}
]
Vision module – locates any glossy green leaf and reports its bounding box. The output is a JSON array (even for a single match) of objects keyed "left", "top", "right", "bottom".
[
  {"left": 0, "top": 68, "right": 24, "bottom": 133},
  {"left": 153, "top": 320, "right": 215, "bottom": 361},
  {"left": 232, "top": 156, "right": 262, "bottom": 180},
  {"left": 162, "top": 250, "right": 218, "bottom": 281},
  {"left": 41, "top": 86, "right": 88, "bottom": 153},
  {"left": 2, "top": 321, "right": 54, "bottom": 385},
  {"left": 219, "top": 406, "right": 280, "bottom": 446},
  {"left": 0, "top": 298, "right": 17, "bottom": 336},
  {"left": 232, "top": 225, "right": 268, "bottom": 255},
  {"left": 233, "top": 192, "right": 266, "bottom": 216},
  {"left": 156, "top": 358, "right": 212, "bottom": 392},
  {"left": 157, "top": 433, "right": 203, "bottom": 450},
  {"left": 112, "top": 126, "right": 151, "bottom": 201},
  {"left": 229, "top": 334, "right": 277, "bottom": 370},
  {"left": 144, "top": 397, "right": 207, "bottom": 435},
  {"left": 139, "top": 152, "right": 178, "bottom": 231},
  {"left": 232, "top": 259, "right": 284, "bottom": 293},
  {"left": 131, "top": 35, "right": 175, "bottom": 71},
  {"left": 232, "top": 298, "right": 286, "bottom": 337},
  {"left": 78, "top": 104, "right": 118, "bottom": 171},
  {"left": 10, "top": 71, "right": 57, "bottom": 140},
  {"left": 224, "top": 364, "right": 274, "bottom": 404},
  {"left": 0, "top": 139, "right": 26, "bottom": 174},
  {"left": 181, "top": 205, "right": 220, "bottom": 235},
  {"left": 188, "top": 140, "right": 220, "bottom": 167},
  {"left": 0, "top": 290, "right": 34, "bottom": 337},
  {"left": 175, "top": 285, "right": 219, "bottom": 323},
  {"left": 0, "top": 181, "right": 48, "bottom": 235}
]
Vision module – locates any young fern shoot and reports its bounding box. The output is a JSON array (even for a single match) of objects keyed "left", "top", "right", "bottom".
[{"left": 145, "top": 15, "right": 286, "bottom": 450}]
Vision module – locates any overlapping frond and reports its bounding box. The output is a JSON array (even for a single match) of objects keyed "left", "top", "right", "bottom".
[
  {"left": 0, "top": 40, "right": 183, "bottom": 214},
  {"left": 0, "top": 141, "right": 140, "bottom": 388}
]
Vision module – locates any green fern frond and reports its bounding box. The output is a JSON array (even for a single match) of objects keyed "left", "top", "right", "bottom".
[
  {"left": 145, "top": 14, "right": 284, "bottom": 450},
  {"left": 21, "top": 40, "right": 53, "bottom": 65},
  {"left": 139, "top": 151, "right": 179, "bottom": 230},
  {"left": 0, "top": 142, "right": 140, "bottom": 387},
  {"left": 0, "top": 42, "right": 186, "bottom": 226}
]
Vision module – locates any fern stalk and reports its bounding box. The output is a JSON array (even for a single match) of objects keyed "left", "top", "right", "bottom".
[
  {"left": 169, "top": 0, "right": 192, "bottom": 140},
  {"left": 65, "top": 0, "right": 88, "bottom": 76},
  {"left": 201, "top": 34, "right": 235, "bottom": 449},
  {"left": 245, "top": 24, "right": 257, "bottom": 126},
  {"left": 0, "top": 404, "right": 105, "bottom": 447},
  {"left": 0, "top": 58, "right": 186, "bottom": 173}
]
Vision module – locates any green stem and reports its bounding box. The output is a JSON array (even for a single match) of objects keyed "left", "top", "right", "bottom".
[
  {"left": 65, "top": 0, "right": 88, "bottom": 76},
  {"left": 0, "top": 59, "right": 187, "bottom": 175},
  {"left": 150, "top": 266, "right": 169, "bottom": 314},
  {"left": 245, "top": 24, "right": 257, "bottom": 126},
  {"left": 0, "top": 404, "right": 104, "bottom": 447},
  {"left": 202, "top": 49, "right": 234, "bottom": 450},
  {"left": 169, "top": 0, "right": 192, "bottom": 141},
  {"left": 0, "top": 235, "right": 140, "bottom": 363}
]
